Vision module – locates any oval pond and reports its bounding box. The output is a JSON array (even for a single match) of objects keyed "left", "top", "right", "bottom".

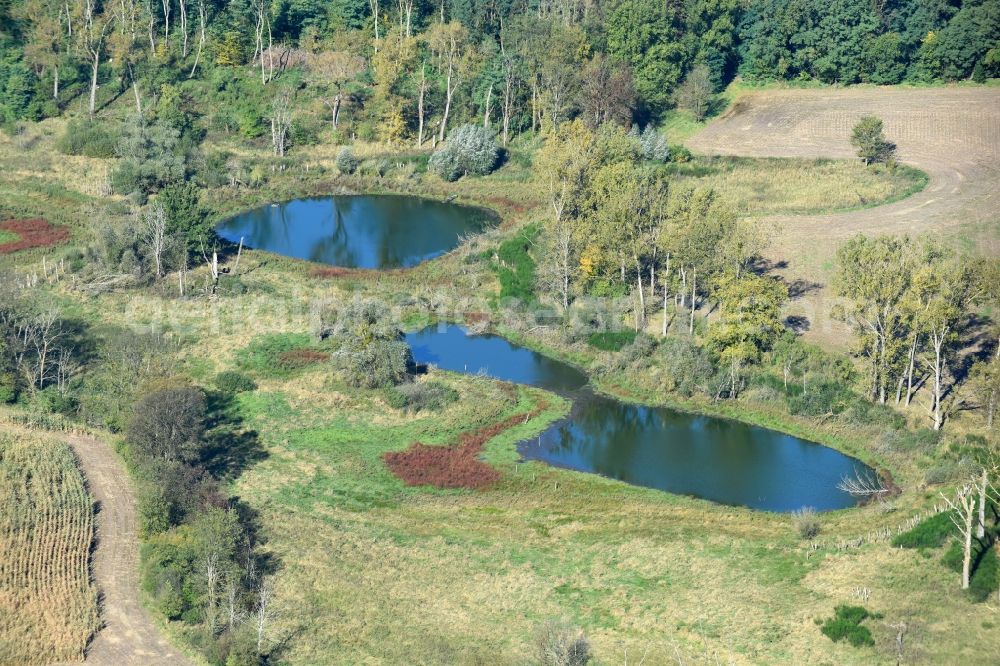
[{"left": 217, "top": 195, "right": 496, "bottom": 269}]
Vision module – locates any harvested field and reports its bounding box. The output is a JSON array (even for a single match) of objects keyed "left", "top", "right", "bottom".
[
  {"left": 0, "top": 218, "right": 70, "bottom": 254},
  {"left": 687, "top": 87, "right": 1000, "bottom": 345},
  {"left": 0, "top": 431, "right": 99, "bottom": 665}
]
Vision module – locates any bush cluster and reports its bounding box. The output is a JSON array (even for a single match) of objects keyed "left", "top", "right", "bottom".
[
  {"left": 429, "top": 124, "right": 500, "bottom": 181},
  {"left": 891, "top": 511, "right": 953, "bottom": 549},
  {"left": 336, "top": 148, "right": 359, "bottom": 174},
  {"left": 587, "top": 330, "right": 637, "bottom": 351},
  {"left": 384, "top": 381, "right": 458, "bottom": 412},
  {"left": 214, "top": 371, "right": 257, "bottom": 394},
  {"left": 57, "top": 119, "right": 118, "bottom": 158},
  {"left": 493, "top": 223, "right": 538, "bottom": 303},
  {"left": 820, "top": 605, "right": 882, "bottom": 648},
  {"left": 629, "top": 124, "right": 670, "bottom": 162},
  {"left": 792, "top": 507, "right": 820, "bottom": 539}
]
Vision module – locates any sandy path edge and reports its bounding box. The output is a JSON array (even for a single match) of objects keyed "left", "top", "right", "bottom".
[{"left": 56, "top": 433, "right": 194, "bottom": 666}]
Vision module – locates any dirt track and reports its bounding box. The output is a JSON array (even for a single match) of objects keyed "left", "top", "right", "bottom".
[
  {"left": 687, "top": 87, "right": 1000, "bottom": 343},
  {"left": 58, "top": 434, "right": 192, "bottom": 666}
]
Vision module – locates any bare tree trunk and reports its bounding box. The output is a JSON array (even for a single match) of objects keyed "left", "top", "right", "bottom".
[
  {"left": 634, "top": 263, "right": 645, "bottom": 330},
  {"left": 977, "top": 466, "right": 988, "bottom": 539},
  {"left": 143, "top": 203, "right": 166, "bottom": 277},
  {"left": 161, "top": 0, "right": 169, "bottom": 42},
  {"left": 416, "top": 63, "right": 426, "bottom": 147},
  {"left": 688, "top": 266, "right": 696, "bottom": 335},
  {"left": 179, "top": 0, "right": 187, "bottom": 56},
  {"left": 255, "top": 578, "right": 273, "bottom": 655},
  {"left": 501, "top": 54, "right": 513, "bottom": 145},
  {"left": 942, "top": 486, "right": 976, "bottom": 590},
  {"left": 188, "top": 0, "right": 205, "bottom": 77},
  {"left": 932, "top": 329, "right": 946, "bottom": 430},
  {"left": 904, "top": 331, "right": 917, "bottom": 406},
  {"left": 439, "top": 56, "right": 455, "bottom": 142},
  {"left": 128, "top": 64, "right": 142, "bottom": 113},
  {"left": 53, "top": 66, "right": 59, "bottom": 99},
  {"left": 369, "top": 0, "right": 379, "bottom": 48},
  {"left": 88, "top": 48, "right": 100, "bottom": 117}
]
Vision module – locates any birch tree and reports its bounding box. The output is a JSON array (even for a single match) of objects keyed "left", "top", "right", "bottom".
[
  {"left": 834, "top": 235, "right": 913, "bottom": 404},
  {"left": 535, "top": 120, "right": 592, "bottom": 309},
  {"left": 911, "top": 256, "right": 972, "bottom": 430},
  {"left": 941, "top": 483, "right": 976, "bottom": 590},
  {"left": 270, "top": 90, "right": 293, "bottom": 156},
  {"left": 254, "top": 577, "right": 276, "bottom": 654},
  {"left": 426, "top": 21, "right": 469, "bottom": 142},
  {"left": 142, "top": 202, "right": 167, "bottom": 278}
]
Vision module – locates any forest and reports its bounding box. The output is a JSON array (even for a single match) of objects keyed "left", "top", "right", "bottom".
[{"left": 0, "top": 0, "right": 998, "bottom": 135}]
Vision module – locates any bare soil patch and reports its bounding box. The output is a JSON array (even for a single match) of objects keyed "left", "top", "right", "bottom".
[{"left": 687, "top": 87, "right": 1000, "bottom": 346}]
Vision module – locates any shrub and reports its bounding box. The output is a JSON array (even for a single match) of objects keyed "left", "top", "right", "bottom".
[
  {"left": 111, "top": 116, "right": 186, "bottom": 195},
  {"left": 535, "top": 620, "right": 592, "bottom": 666},
  {"left": 658, "top": 337, "right": 715, "bottom": 397},
  {"left": 891, "top": 511, "right": 954, "bottom": 549},
  {"left": 127, "top": 385, "right": 206, "bottom": 463},
  {"left": 0, "top": 369, "right": 15, "bottom": 403},
  {"left": 57, "top": 118, "right": 118, "bottom": 157},
  {"left": 968, "top": 547, "right": 999, "bottom": 603},
  {"left": 842, "top": 399, "right": 906, "bottom": 428},
  {"left": 214, "top": 371, "right": 257, "bottom": 394},
  {"left": 429, "top": 124, "right": 500, "bottom": 181},
  {"left": 820, "top": 605, "right": 882, "bottom": 648},
  {"left": 924, "top": 458, "right": 978, "bottom": 486},
  {"left": 493, "top": 224, "right": 538, "bottom": 303},
  {"left": 336, "top": 148, "right": 359, "bottom": 174},
  {"left": 638, "top": 125, "right": 670, "bottom": 161},
  {"left": 787, "top": 381, "right": 852, "bottom": 417},
  {"left": 669, "top": 144, "right": 693, "bottom": 162},
  {"left": 327, "top": 299, "right": 412, "bottom": 389},
  {"left": 384, "top": 381, "right": 458, "bottom": 412},
  {"left": 587, "top": 330, "right": 637, "bottom": 351},
  {"left": 792, "top": 507, "right": 820, "bottom": 539}
]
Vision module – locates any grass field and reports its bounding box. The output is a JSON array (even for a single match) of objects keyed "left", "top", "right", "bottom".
[
  {"left": 0, "top": 85, "right": 997, "bottom": 665},
  {"left": 0, "top": 431, "right": 99, "bottom": 665},
  {"left": 215, "top": 347, "right": 995, "bottom": 664},
  {"left": 671, "top": 157, "right": 926, "bottom": 215}
]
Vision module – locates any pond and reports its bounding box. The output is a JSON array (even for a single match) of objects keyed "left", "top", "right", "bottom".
[
  {"left": 405, "top": 325, "right": 869, "bottom": 512},
  {"left": 216, "top": 195, "right": 496, "bottom": 269}
]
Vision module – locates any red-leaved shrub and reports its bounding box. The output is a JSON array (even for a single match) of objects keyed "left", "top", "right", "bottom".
[
  {"left": 0, "top": 219, "right": 70, "bottom": 254},
  {"left": 383, "top": 401, "right": 547, "bottom": 489}
]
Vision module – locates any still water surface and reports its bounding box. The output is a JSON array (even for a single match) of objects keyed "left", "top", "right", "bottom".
[
  {"left": 217, "top": 195, "right": 495, "bottom": 269},
  {"left": 406, "top": 325, "right": 867, "bottom": 512}
]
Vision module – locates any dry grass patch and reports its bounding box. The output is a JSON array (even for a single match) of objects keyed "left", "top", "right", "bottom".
[
  {"left": 0, "top": 431, "right": 99, "bottom": 665},
  {"left": 677, "top": 158, "right": 924, "bottom": 215}
]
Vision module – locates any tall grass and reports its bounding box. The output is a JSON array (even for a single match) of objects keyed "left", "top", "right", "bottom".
[
  {"left": 0, "top": 432, "right": 99, "bottom": 665},
  {"left": 675, "top": 157, "right": 927, "bottom": 215}
]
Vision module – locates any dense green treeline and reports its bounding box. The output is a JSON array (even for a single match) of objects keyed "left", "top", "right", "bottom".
[{"left": 0, "top": 0, "right": 996, "bottom": 131}]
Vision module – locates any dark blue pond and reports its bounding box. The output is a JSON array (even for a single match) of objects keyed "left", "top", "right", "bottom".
[
  {"left": 216, "top": 195, "right": 496, "bottom": 269},
  {"left": 406, "top": 325, "right": 868, "bottom": 512}
]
